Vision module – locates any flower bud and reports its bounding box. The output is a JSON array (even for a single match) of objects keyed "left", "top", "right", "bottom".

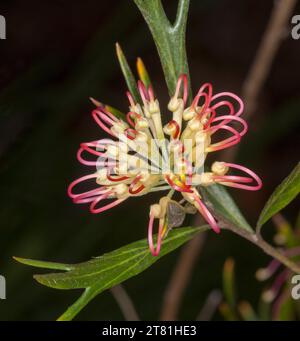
[
  {"left": 114, "top": 183, "right": 128, "bottom": 198},
  {"left": 211, "top": 161, "right": 229, "bottom": 176},
  {"left": 199, "top": 172, "right": 214, "bottom": 186},
  {"left": 135, "top": 118, "right": 149, "bottom": 130},
  {"left": 168, "top": 97, "right": 180, "bottom": 112},
  {"left": 150, "top": 204, "right": 162, "bottom": 218},
  {"left": 111, "top": 121, "right": 128, "bottom": 135},
  {"left": 183, "top": 107, "right": 196, "bottom": 121},
  {"left": 148, "top": 99, "right": 160, "bottom": 114}
]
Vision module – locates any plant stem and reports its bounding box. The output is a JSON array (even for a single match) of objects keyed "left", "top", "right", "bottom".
[
  {"left": 57, "top": 287, "right": 96, "bottom": 321},
  {"left": 220, "top": 220, "right": 300, "bottom": 274}
]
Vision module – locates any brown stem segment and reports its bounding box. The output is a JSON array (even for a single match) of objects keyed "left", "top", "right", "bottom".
[{"left": 220, "top": 221, "right": 300, "bottom": 274}]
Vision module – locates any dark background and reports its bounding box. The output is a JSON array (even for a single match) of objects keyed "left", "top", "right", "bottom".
[{"left": 0, "top": 0, "right": 299, "bottom": 320}]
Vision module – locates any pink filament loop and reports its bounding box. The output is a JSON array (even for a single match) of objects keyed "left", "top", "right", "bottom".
[
  {"left": 199, "top": 83, "right": 213, "bottom": 101},
  {"left": 74, "top": 188, "right": 110, "bottom": 204},
  {"left": 129, "top": 175, "right": 145, "bottom": 195},
  {"left": 175, "top": 74, "right": 188, "bottom": 106},
  {"left": 192, "top": 83, "right": 213, "bottom": 115},
  {"left": 211, "top": 92, "right": 244, "bottom": 117},
  {"left": 77, "top": 148, "right": 102, "bottom": 167},
  {"left": 214, "top": 162, "right": 262, "bottom": 191},
  {"left": 211, "top": 100, "right": 235, "bottom": 117},
  {"left": 213, "top": 175, "right": 253, "bottom": 184},
  {"left": 126, "top": 111, "right": 141, "bottom": 128},
  {"left": 138, "top": 80, "right": 150, "bottom": 105},
  {"left": 90, "top": 193, "right": 126, "bottom": 214},
  {"left": 202, "top": 108, "right": 216, "bottom": 129},
  {"left": 68, "top": 173, "right": 105, "bottom": 202},
  {"left": 208, "top": 115, "right": 248, "bottom": 137},
  {"left": 209, "top": 100, "right": 236, "bottom": 127},
  {"left": 207, "top": 125, "right": 241, "bottom": 152},
  {"left": 126, "top": 91, "right": 136, "bottom": 108},
  {"left": 167, "top": 120, "right": 180, "bottom": 139},
  {"left": 192, "top": 92, "right": 209, "bottom": 117},
  {"left": 125, "top": 128, "right": 138, "bottom": 140},
  {"left": 193, "top": 195, "right": 221, "bottom": 234},
  {"left": 92, "top": 108, "right": 119, "bottom": 137},
  {"left": 148, "top": 213, "right": 163, "bottom": 256},
  {"left": 148, "top": 85, "right": 155, "bottom": 102},
  {"left": 106, "top": 167, "right": 130, "bottom": 182},
  {"left": 80, "top": 141, "right": 108, "bottom": 156},
  {"left": 77, "top": 140, "right": 112, "bottom": 166}
]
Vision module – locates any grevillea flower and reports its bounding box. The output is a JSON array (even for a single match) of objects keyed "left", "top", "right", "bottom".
[{"left": 68, "top": 74, "right": 262, "bottom": 256}]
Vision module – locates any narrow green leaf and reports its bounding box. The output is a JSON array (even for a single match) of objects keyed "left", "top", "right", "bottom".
[
  {"left": 89, "top": 97, "right": 125, "bottom": 120},
  {"left": 17, "top": 226, "right": 208, "bottom": 320},
  {"left": 13, "top": 257, "right": 73, "bottom": 271},
  {"left": 201, "top": 184, "right": 253, "bottom": 233},
  {"left": 257, "top": 163, "right": 300, "bottom": 229},
  {"left": 115, "top": 42, "right": 141, "bottom": 103},
  {"left": 33, "top": 226, "right": 208, "bottom": 290},
  {"left": 133, "top": 0, "right": 190, "bottom": 96},
  {"left": 105, "top": 105, "right": 125, "bottom": 120},
  {"left": 57, "top": 287, "right": 97, "bottom": 321}
]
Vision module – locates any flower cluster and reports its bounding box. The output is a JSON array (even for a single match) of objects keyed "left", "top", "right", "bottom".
[{"left": 68, "top": 74, "right": 262, "bottom": 256}]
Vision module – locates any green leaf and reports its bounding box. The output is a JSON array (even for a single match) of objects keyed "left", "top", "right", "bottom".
[
  {"left": 116, "top": 42, "right": 141, "bottom": 103},
  {"left": 15, "top": 226, "right": 208, "bottom": 320},
  {"left": 13, "top": 257, "right": 73, "bottom": 271},
  {"left": 257, "top": 163, "right": 300, "bottom": 229},
  {"left": 133, "top": 0, "right": 190, "bottom": 97},
  {"left": 89, "top": 97, "right": 125, "bottom": 120},
  {"left": 201, "top": 184, "right": 253, "bottom": 233},
  {"left": 105, "top": 105, "right": 125, "bottom": 120}
]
